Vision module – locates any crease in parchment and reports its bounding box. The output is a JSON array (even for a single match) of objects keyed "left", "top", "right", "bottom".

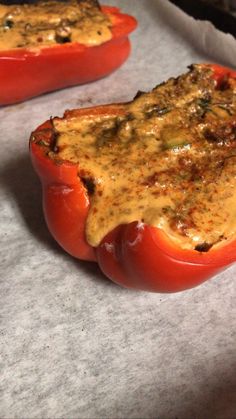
[{"left": 158, "top": 0, "right": 236, "bottom": 69}]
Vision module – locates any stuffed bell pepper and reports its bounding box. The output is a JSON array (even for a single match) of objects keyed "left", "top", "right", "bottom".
[
  {"left": 0, "top": 0, "right": 137, "bottom": 105},
  {"left": 30, "top": 63, "right": 236, "bottom": 293}
]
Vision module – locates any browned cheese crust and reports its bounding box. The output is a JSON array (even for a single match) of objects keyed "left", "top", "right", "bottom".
[{"left": 47, "top": 65, "right": 236, "bottom": 249}]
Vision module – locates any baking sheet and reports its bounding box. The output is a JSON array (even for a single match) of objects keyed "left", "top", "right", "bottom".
[{"left": 1, "top": 1, "right": 236, "bottom": 418}]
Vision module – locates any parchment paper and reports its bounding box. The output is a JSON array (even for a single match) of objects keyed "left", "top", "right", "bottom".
[{"left": 1, "top": 1, "right": 236, "bottom": 418}]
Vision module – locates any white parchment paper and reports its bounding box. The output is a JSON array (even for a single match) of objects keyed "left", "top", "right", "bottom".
[{"left": 1, "top": 1, "right": 236, "bottom": 418}]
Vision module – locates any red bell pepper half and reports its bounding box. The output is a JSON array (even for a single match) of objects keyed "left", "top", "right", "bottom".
[
  {"left": 0, "top": 6, "right": 137, "bottom": 105},
  {"left": 30, "top": 64, "right": 236, "bottom": 293}
]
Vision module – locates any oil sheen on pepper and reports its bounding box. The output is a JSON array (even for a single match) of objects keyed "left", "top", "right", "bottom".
[
  {"left": 49, "top": 65, "right": 236, "bottom": 251},
  {"left": 0, "top": 0, "right": 112, "bottom": 50}
]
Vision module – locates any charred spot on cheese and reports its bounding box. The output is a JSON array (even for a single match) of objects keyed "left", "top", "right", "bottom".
[
  {"left": 194, "top": 242, "right": 213, "bottom": 252},
  {"left": 45, "top": 64, "right": 236, "bottom": 250},
  {"left": 0, "top": 0, "right": 112, "bottom": 50},
  {"left": 81, "top": 176, "right": 96, "bottom": 195}
]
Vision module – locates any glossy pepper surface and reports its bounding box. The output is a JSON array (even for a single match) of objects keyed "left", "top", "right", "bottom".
[
  {"left": 30, "top": 64, "right": 236, "bottom": 293},
  {"left": 0, "top": 6, "right": 137, "bottom": 105}
]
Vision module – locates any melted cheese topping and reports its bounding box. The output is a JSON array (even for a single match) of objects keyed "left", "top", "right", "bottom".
[
  {"left": 0, "top": 0, "right": 112, "bottom": 50},
  {"left": 49, "top": 65, "right": 236, "bottom": 250}
]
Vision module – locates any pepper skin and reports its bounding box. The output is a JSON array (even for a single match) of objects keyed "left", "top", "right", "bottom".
[
  {"left": 30, "top": 64, "right": 236, "bottom": 293},
  {"left": 0, "top": 6, "right": 137, "bottom": 105}
]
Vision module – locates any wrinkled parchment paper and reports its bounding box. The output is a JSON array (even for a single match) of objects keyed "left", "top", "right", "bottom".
[{"left": 1, "top": 1, "right": 236, "bottom": 418}]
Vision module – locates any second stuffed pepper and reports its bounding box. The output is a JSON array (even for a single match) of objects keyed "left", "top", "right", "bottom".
[{"left": 0, "top": 0, "right": 137, "bottom": 105}]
